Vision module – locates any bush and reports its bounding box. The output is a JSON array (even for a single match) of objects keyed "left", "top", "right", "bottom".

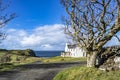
[{"left": 0, "top": 54, "right": 11, "bottom": 63}]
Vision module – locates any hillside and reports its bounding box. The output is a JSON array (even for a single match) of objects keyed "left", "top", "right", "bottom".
[{"left": 0, "top": 49, "right": 41, "bottom": 71}]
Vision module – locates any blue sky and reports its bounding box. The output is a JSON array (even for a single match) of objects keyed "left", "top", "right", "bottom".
[
  {"left": 1, "top": 0, "right": 67, "bottom": 50},
  {"left": 1, "top": 0, "right": 120, "bottom": 50},
  {"left": 7, "top": 0, "right": 65, "bottom": 29}
]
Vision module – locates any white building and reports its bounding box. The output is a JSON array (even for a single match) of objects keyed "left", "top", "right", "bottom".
[{"left": 61, "top": 43, "right": 86, "bottom": 57}]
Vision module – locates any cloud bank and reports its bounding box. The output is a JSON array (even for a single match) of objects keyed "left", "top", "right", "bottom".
[
  {"left": 1, "top": 24, "right": 120, "bottom": 50},
  {"left": 1, "top": 24, "right": 66, "bottom": 50}
]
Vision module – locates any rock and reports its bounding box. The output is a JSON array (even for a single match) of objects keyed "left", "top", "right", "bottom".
[
  {"left": 114, "top": 57, "right": 120, "bottom": 63},
  {"left": 114, "top": 57, "right": 120, "bottom": 68},
  {"left": 27, "top": 49, "right": 36, "bottom": 57}
]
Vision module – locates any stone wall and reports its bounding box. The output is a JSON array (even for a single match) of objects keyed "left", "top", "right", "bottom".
[{"left": 98, "top": 46, "right": 120, "bottom": 71}]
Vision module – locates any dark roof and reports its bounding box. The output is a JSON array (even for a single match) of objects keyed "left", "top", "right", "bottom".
[{"left": 67, "top": 44, "right": 77, "bottom": 49}]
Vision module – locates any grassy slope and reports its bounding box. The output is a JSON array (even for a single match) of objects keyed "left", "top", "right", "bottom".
[
  {"left": 0, "top": 56, "right": 41, "bottom": 71},
  {"left": 0, "top": 50, "right": 41, "bottom": 71},
  {"left": 54, "top": 66, "right": 120, "bottom": 80},
  {"left": 42, "top": 56, "right": 86, "bottom": 63}
]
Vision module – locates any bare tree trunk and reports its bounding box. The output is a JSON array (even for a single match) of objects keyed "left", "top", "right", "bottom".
[
  {"left": 61, "top": 0, "right": 120, "bottom": 68},
  {"left": 87, "top": 51, "right": 97, "bottom": 67}
]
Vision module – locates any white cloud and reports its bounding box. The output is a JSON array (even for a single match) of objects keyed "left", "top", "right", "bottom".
[
  {"left": 21, "top": 35, "right": 44, "bottom": 46},
  {"left": 1, "top": 24, "right": 66, "bottom": 50},
  {"left": 2, "top": 23, "right": 119, "bottom": 50}
]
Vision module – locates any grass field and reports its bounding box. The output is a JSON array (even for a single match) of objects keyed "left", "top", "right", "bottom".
[
  {"left": 54, "top": 66, "right": 120, "bottom": 80},
  {"left": 42, "top": 56, "right": 86, "bottom": 63}
]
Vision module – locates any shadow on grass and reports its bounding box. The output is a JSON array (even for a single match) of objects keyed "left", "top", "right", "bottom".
[
  {"left": 35, "top": 70, "right": 59, "bottom": 80},
  {"left": 18, "top": 61, "right": 86, "bottom": 69},
  {"left": 0, "top": 61, "right": 86, "bottom": 79},
  {"left": 0, "top": 70, "right": 19, "bottom": 78}
]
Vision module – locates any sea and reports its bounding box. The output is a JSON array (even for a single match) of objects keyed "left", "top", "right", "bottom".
[{"left": 34, "top": 51, "right": 63, "bottom": 58}]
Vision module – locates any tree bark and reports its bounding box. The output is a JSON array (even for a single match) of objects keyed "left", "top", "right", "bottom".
[{"left": 87, "top": 51, "right": 98, "bottom": 67}]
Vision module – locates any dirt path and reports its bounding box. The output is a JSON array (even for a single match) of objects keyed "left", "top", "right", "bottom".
[{"left": 0, "top": 61, "right": 86, "bottom": 80}]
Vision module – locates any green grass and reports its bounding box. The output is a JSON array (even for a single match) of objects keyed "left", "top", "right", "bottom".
[
  {"left": 0, "top": 63, "right": 15, "bottom": 71},
  {"left": 54, "top": 66, "right": 120, "bottom": 80},
  {"left": 0, "top": 51, "right": 7, "bottom": 58},
  {"left": 0, "top": 56, "right": 41, "bottom": 71},
  {"left": 9, "top": 54, "right": 41, "bottom": 64},
  {"left": 42, "top": 56, "right": 86, "bottom": 63}
]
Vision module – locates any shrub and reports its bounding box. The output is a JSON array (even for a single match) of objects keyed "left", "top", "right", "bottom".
[{"left": 0, "top": 54, "right": 11, "bottom": 63}]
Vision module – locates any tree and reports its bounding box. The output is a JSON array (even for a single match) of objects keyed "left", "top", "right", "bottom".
[
  {"left": 0, "top": 0, "right": 16, "bottom": 43},
  {"left": 61, "top": 0, "right": 120, "bottom": 67}
]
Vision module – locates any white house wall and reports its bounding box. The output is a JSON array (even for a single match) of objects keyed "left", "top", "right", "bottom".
[
  {"left": 65, "top": 43, "right": 68, "bottom": 52},
  {"left": 70, "top": 47, "right": 84, "bottom": 57},
  {"left": 63, "top": 43, "right": 86, "bottom": 57}
]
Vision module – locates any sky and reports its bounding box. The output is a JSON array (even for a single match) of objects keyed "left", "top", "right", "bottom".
[{"left": 1, "top": 0, "right": 120, "bottom": 50}]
